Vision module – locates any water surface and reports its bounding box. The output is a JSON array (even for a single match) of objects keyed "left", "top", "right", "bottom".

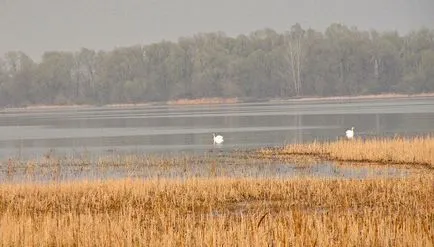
[{"left": 0, "top": 97, "right": 433, "bottom": 159}]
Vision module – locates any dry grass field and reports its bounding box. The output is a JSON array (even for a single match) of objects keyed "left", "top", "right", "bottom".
[
  {"left": 0, "top": 136, "right": 433, "bottom": 246},
  {"left": 0, "top": 176, "right": 433, "bottom": 246},
  {"left": 260, "top": 136, "right": 434, "bottom": 168}
]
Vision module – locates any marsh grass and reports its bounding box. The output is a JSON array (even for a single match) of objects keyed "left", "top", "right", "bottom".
[
  {"left": 0, "top": 138, "right": 433, "bottom": 245},
  {"left": 0, "top": 154, "right": 205, "bottom": 181},
  {"left": 0, "top": 151, "right": 287, "bottom": 182},
  {"left": 0, "top": 176, "right": 433, "bottom": 246},
  {"left": 260, "top": 136, "right": 434, "bottom": 168}
]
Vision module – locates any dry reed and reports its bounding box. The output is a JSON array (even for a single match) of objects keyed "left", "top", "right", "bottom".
[
  {"left": 0, "top": 175, "right": 433, "bottom": 246},
  {"left": 167, "top": 97, "right": 238, "bottom": 105},
  {"left": 260, "top": 136, "right": 434, "bottom": 168}
]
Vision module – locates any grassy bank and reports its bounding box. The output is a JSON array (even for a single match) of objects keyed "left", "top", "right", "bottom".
[
  {"left": 260, "top": 136, "right": 434, "bottom": 168},
  {"left": 0, "top": 176, "right": 433, "bottom": 246},
  {"left": 1, "top": 137, "right": 433, "bottom": 245}
]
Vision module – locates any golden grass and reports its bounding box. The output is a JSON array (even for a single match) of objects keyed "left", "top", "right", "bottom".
[
  {"left": 167, "top": 97, "right": 238, "bottom": 105},
  {"left": 260, "top": 136, "right": 434, "bottom": 168},
  {"left": 1, "top": 137, "right": 433, "bottom": 245},
  {"left": 0, "top": 176, "right": 433, "bottom": 246}
]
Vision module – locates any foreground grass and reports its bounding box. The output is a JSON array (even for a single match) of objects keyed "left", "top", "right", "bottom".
[
  {"left": 260, "top": 136, "right": 434, "bottom": 168},
  {"left": 0, "top": 176, "right": 433, "bottom": 246}
]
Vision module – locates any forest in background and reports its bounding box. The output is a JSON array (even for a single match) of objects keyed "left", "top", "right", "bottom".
[{"left": 1, "top": 23, "right": 433, "bottom": 107}]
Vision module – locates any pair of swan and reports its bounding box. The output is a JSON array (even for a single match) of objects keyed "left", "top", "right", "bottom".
[{"left": 212, "top": 127, "right": 354, "bottom": 144}]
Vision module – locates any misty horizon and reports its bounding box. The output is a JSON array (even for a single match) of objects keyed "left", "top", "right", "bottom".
[{"left": 1, "top": 0, "right": 434, "bottom": 60}]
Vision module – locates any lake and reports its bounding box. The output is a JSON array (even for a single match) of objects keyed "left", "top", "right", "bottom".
[{"left": 0, "top": 97, "right": 433, "bottom": 159}]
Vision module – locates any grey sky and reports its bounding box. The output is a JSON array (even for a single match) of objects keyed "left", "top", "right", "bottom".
[{"left": 1, "top": 0, "right": 433, "bottom": 60}]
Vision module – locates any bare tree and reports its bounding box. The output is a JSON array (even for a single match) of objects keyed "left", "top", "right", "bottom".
[{"left": 285, "top": 23, "right": 305, "bottom": 96}]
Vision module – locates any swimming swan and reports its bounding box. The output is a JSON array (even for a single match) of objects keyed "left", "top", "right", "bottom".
[
  {"left": 213, "top": 133, "right": 224, "bottom": 144},
  {"left": 345, "top": 127, "right": 355, "bottom": 139}
]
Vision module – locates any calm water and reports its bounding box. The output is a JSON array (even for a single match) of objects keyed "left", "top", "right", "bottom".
[{"left": 0, "top": 97, "right": 433, "bottom": 159}]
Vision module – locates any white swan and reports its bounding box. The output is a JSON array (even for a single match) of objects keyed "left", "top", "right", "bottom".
[
  {"left": 213, "top": 133, "right": 224, "bottom": 144},
  {"left": 345, "top": 127, "right": 355, "bottom": 139}
]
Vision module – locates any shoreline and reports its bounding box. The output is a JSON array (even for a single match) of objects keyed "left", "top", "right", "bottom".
[
  {"left": 270, "top": 92, "right": 434, "bottom": 103},
  {"left": 1, "top": 92, "right": 434, "bottom": 112}
]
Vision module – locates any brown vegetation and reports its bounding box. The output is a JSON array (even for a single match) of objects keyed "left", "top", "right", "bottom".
[
  {"left": 0, "top": 176, "right": 433, "bottom": 246},
  {"left": 1, "top": 137, "right": 433, "bottom": 245},
  {"left": 260, "top": 136, "right": 434, "bottom": 168},
  {"left": 167, "top": 97, "right": 238, "bottom": 105}
]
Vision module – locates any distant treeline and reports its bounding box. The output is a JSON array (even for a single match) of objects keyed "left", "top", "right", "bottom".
[{"left": 1, "top": 23, "right": 434, "bottom": 107}]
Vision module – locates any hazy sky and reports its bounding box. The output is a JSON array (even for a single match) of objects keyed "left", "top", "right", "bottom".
[{"left": 1, "top": 0, "right": 433, "bottom": 60}]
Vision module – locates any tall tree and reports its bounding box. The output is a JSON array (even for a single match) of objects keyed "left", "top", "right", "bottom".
[{"left": 285, "top": 23, "right": 305, "bottom": 96}]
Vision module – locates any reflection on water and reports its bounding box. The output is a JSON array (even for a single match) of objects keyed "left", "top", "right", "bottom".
[{"left": 0, "top": 97, "right": 433, "bottom": 159}]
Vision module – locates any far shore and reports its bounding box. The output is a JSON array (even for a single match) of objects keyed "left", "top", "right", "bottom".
[
  {"left": 274, "top": 92, "right": 434, "bottom": 102},
  {"left": 1, "top": 92, "right": 434, "bottom": 112}
]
